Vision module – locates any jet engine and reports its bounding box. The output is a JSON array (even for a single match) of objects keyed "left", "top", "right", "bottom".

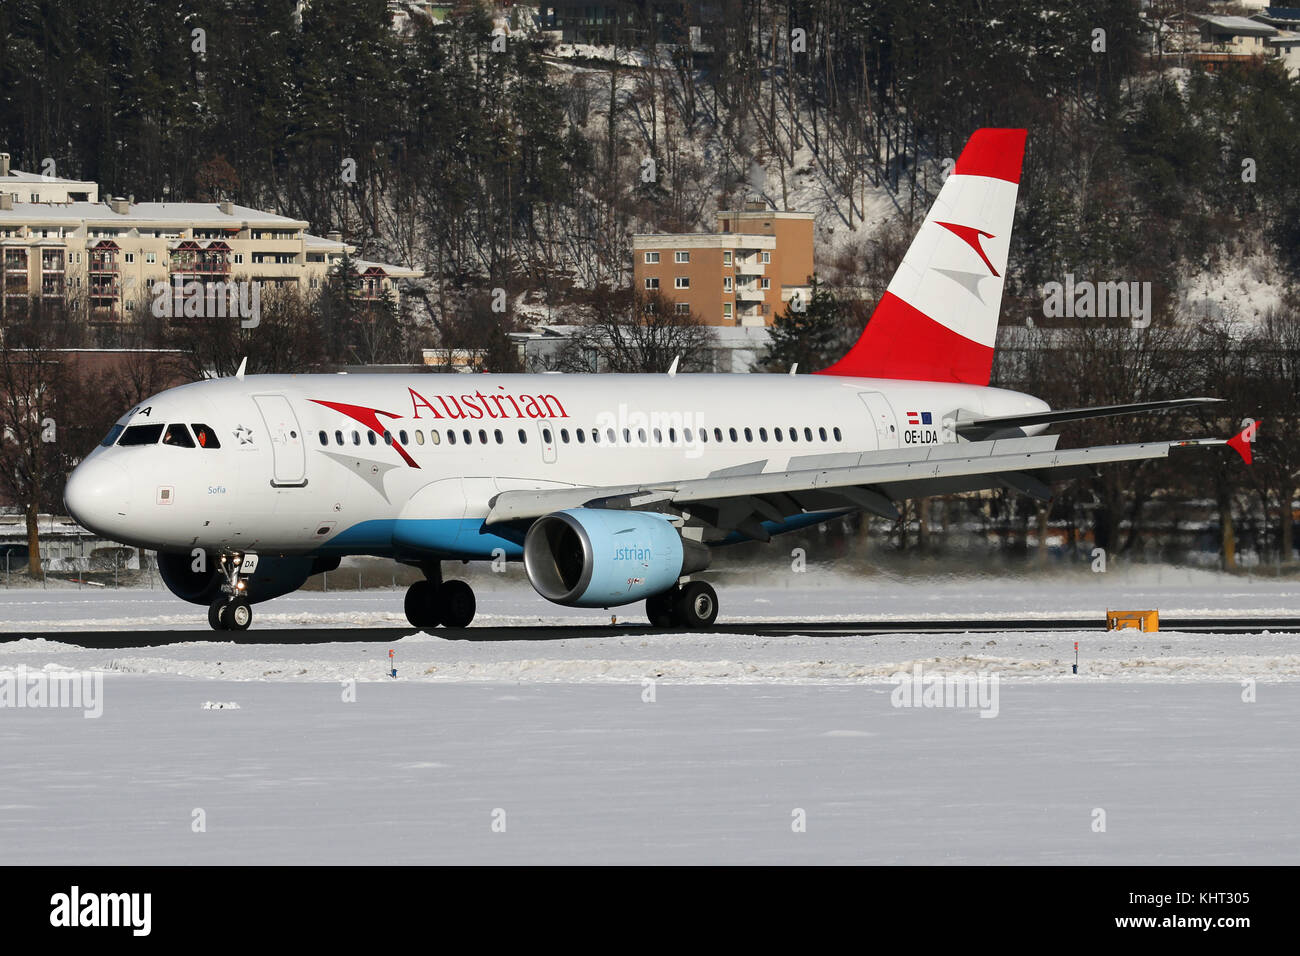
[
  {"left": 523, "top": 508, "right": 709, "bottom": 608},
  {"left": 157, "top": 551, "right": 340, "bottom": 605}
]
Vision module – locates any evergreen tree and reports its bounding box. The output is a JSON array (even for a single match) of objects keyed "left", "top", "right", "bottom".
[{"left": 761, "top": 277, "right": 853, "bottom": 373}]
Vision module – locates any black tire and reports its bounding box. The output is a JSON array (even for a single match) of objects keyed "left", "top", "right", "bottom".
[
  {"left": 208, "top": 599, "right": 229, "bottom": 631},
  {"left": 227, "top": 596, "right": 253, "bottom": 631},
  {"left": 404, "top": 580, "right": 441, "bottom": 630},
  {"left": 646, "top": 590, "right": 676, "bottom": 628},
  {"left": 673, "top": 581, "right": 718, "bottom": 629},
  {"left": 440, "top": 579, "right": 476, "bottom": 629}
]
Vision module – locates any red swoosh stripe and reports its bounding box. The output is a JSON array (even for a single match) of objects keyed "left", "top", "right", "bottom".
[{"left": 311, "top": 399, "right": 420, "bottom": 468}]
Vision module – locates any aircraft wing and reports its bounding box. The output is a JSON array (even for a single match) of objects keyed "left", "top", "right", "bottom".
[{"left": 484, "top": 432, "right": 1241, "bottom": 543}]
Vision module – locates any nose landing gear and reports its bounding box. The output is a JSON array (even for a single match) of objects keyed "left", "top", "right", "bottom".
[
  {"left": 403, "top": 564, "right": 476, "bottom": 631},
  {"left": 208, "top": 553, "right": 255, "bottom": 632}
]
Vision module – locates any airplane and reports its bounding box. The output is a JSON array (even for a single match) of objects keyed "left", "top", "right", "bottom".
[{"left": 62, "top": 128, "right": 1254, "bottom": 632}]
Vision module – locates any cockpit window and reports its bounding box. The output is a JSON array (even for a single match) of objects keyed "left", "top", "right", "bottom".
[
  {"left": 162, "top": 424, "right": 195, "bottom": 448},
  {"left": 117, "top": 423, "right": 164, "bottom": 446},
  {"left": 100, "top": 424, "right": 125, "bottom": 447},
  {"left": 191, "top": 424, "right": 220, "bottom": 449}
]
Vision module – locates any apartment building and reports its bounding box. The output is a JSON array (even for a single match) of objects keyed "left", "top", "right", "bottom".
[
  {"left": 1, "top": 152, "right": 98, "bottom": 203},
  {"left": 0, "top": 156, "right": 421, "bottom": 322},
  {"left": 631, "top": 204, "right": 814, "bottom": 327}
]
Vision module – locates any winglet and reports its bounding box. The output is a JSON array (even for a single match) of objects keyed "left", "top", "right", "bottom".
[{"left": 1226, "top": 419, "right": 1260, "bottom": 465}]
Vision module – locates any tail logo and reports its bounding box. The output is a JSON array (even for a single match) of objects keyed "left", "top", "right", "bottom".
[{"left": 936, "top": 221, "right": 1000, "bottom": 277}]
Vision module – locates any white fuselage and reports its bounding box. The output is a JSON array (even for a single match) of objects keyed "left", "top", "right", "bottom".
[{"left": 64, "top": 372, "right": 1049, "bottom": 560}]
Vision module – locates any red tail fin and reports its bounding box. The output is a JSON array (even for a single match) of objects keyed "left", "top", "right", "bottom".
[{"left": 818, "top": 128, "right": 1027, "bottom": 384}]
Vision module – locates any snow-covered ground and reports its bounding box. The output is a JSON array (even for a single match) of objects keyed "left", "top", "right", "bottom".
[
  {"left": 1, "top": 678, "right": 1295, "bottom": 864},
  {"left": 3, "top": 568, "right": 1297, "bottom": 862}
]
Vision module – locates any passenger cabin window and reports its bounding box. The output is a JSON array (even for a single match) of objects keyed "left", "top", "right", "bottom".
[
  {"left": 318, "top": 430, "right": 328, "bottom": 446},
  {"left": 833, "top": 427, "right": 842, "bottom": 441},
  {"left": 162, "top": 424, "right": 195, "bottom": 448},
  {"left": 518, "top": 429, "right": 528, "bottom": 444},
  {"left": 118, "top": 423, "right": 164, "bottom": 446},
  {"left": 414, "top": 430, "right": 425, "bottom": 445},
  {"left": 335, "top": 430, "right": 344, "bottom": 445},
  {"left": 430, "top": 430, "right": 440, "bottom": 445}
]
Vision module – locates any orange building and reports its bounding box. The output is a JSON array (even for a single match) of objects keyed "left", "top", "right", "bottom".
[{"left": 632, "top": 204, "right": 814, "bottom": 326}]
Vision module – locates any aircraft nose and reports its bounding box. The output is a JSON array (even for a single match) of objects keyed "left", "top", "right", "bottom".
[{"left": 64, "top": 456, "right": 131, "bottom": 534}]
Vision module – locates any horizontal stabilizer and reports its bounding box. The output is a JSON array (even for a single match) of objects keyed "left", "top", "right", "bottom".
[{"left": 955, "top": 397, "right": 1224, "bottom": 438}]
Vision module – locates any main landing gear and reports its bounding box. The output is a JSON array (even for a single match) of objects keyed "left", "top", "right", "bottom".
[
  {"left": 404, "top": 564, "right": 476, "bottom": 631},
  {"left": 645, "top": 580, "right": 719, "bottom": 630},
  {"left": 208, "top": 553, "right": 254, "bottom": 632}
]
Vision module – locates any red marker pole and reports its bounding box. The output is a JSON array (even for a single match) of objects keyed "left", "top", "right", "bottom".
[
  {"left": 389, "top": 648, "right": 396, "bottom": 679},
  {"left": 1073, "top": 641, "right": 1078, "bottom": 675}
]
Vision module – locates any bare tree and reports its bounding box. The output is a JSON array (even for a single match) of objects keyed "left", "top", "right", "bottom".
[{"left": 554, "top": 288, "right": 717, "bottom": 373}]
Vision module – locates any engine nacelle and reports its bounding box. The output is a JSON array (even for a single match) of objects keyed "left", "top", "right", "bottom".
[
  {"left": 157, "top": 551, "right": 335, "bottom": 606},
  {"left": 523, "top": 508, "right": 709, "bottom": 608}
]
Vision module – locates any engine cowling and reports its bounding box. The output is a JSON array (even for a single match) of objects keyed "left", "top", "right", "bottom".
[
  {"left": 157, "top": 551, "right": 337, "bottom": 605},
  {"left": 523, "top": 508, "right": 709, "bottom": 608}
]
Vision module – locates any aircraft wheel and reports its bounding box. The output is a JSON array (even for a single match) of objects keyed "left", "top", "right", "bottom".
[
  {"left": 646, "top": 590, "right": 676, "bottom": 628},
  {"left": 440, "top": 580, "right": 476, "bottom": 629},
  {"left": 208, "top": 599, "right": 230, "bottom": 631},
  {"left": 404, "top": 580, "right": 441, "bottom": 630},
  {"left": 673, "top": 581, "right": 718, "bottom": 629},
  {"left": 227, "top": 596, "right": 253, "bottom": 631}
]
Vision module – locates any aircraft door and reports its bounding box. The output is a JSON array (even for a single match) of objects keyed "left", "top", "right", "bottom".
[
  {"left": 858, "top": 392, "right": 900, "bottom": 450},
  {"left": 253, "top": 394, "right": 307, "bottom": 486}
]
